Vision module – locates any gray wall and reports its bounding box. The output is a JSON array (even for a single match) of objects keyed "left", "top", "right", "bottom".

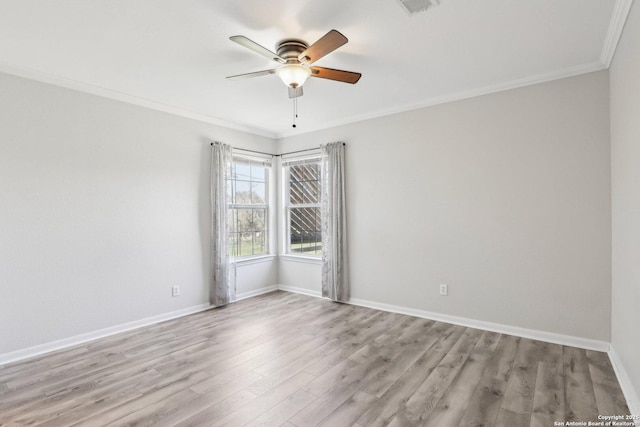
[
  {"left": 0, "top": 72, "right": 276, "bottom": 354},
  {"left": 610, "top": 0, "right": 640, "bottom": 413},
  {"left": 278, "top": 70, "right": 612, "bottom": 342},
  {"left": 0, "top": 66, "right": 615, "bottom": 359}
]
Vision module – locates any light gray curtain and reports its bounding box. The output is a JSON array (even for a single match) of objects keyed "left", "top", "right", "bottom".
[
  {"left": 321, "top": 142, "right": 349, "bottom": 302},
  {"left": 210, "top": 142, "right": 235, "bottom": 306}
]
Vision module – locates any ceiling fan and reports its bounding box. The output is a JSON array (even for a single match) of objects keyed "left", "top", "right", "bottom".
[{"left": 226, "top": 30, "right": 362, "bottom": 99}]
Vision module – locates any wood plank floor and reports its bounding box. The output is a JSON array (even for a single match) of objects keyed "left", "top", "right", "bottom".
[{"left": 0, "top": 291, "right": 629, "bottom": 426}]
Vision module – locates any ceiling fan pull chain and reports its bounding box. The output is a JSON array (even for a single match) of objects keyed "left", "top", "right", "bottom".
[{"left": 292, "top": 96, "right": 298, "bottom": 128}]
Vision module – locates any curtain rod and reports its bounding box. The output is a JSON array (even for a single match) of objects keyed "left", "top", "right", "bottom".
[
  {"left": 212, "top": 145, "right": 273, "bottom": 157},
  {"left": 210, "top": 142, "right": 345, "bottom": 157},
  {"left": 278, "top": 143, "right": 345, "bottom": 156}
]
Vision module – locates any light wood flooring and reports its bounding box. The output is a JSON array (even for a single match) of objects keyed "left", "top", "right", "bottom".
[{"left": 0, "top": 291, "right": 629, "bottom": 426}]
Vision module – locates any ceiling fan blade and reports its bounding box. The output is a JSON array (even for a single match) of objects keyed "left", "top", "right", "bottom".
[
  {"left": 310, "top": 66, "right": 361, "bottom": 84},
  {"left": 226, "top": 69, "right": 276, "bottom": 80},
  {"left": 230, "top": 35, "right": 286, "bottom": 64},
  {"left": 288, "top": 86, "right": 303, "bottom": 99},
  {"left": 298, "top": 30, "right": 348, "bottom": 65}
]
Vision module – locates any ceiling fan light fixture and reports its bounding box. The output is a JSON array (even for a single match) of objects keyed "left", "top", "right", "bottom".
[{"left": 276, "top": 63, "right": 311, "bottom": 88}]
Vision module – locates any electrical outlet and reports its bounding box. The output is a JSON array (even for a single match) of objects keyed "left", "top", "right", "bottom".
[
  {"left": 439, "top": 284, "right": 448, "bottom": 296},
  {"left": 172, "top": 285, "right": 180, "bottom": 297}
]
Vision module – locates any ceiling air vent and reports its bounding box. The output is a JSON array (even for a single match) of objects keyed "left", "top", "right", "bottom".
[{"left": 396, "top": 0, "right": 440, "bottom": 15}]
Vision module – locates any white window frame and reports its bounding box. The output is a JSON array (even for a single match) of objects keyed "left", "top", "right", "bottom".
[
  {"left": 228, "top": 153, "right": 272, "bottom": 260},
  {"left": 282, "top": 154, "right": 322, "bottom": 257}
]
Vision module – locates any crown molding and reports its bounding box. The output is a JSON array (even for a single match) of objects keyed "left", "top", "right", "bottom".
[
  {"left": 0, "top": 62, "right": 278, "bottom": 140},
  {"left": 1, "top": 55, "right": 609, "bottom": 142},
  {"left": 276, "top": 61, "right": 606, "bottom": 139},
  {"left": 600, "top": 0, "right": 635, "bottom": 67}
]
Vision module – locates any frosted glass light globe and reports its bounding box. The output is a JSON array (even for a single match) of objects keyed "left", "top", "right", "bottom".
[{"left": 276, "top": 64, "right": 311, "bottom": 88}]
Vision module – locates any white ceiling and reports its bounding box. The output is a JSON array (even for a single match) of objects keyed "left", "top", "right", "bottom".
[{"left": 0, "top": 0, "right": 629, "bottom": 138}]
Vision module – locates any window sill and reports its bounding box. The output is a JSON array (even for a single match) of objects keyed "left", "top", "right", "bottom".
[
  {"left": 232, "top": 254, "right": 277, "bottom": 266},
  {"left": 279, "top": 254, "right": 322, "bottom": 265}
]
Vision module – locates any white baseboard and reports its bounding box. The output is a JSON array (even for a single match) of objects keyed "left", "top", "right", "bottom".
[
  {"left": 348, "top": 297, "right": 610, "bottom": 352},
  {"left": 609, "top": 346, "right": 640, "bottom": 423},
  {"left": 0, "top": 285, "right": 283, "bottom": 367},
  {"left": 277, "top": 285, "right": 323, "bottom": 298},
  {"left": 0, "top": 284, "right": 613, "bottom": 369},
  {"left": 0, "top": 302, "right": 212, "bottom": 366},
  {"left": 277, "top": 287, "right": 609, "bottom": 352},
  {"left": 235, "top": 285, "right": 279, "bottom": 301}
]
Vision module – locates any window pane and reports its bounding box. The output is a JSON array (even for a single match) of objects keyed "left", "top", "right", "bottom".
[
  {"left": 251, "top": 182, "right": 266, "bottom": 204},
  {"left": 289, "top": 207, "right": 321, "bottom": 254},
  {"left": 235, "top": 163, "right": 251, "bottom": 181},
  {"left": 227, "top": 210, "right": 268, "bottom": 257},
  {"left": 254, "top": 208, "right": 265, "bottom": 230},
  {"left": 289, "top": 179, "right": 303, "bottom": 204},
  {"left": 237, "top": 209, "right": 253, "bottom": 232},
  {"left": 253, "top": 231, "right": 266, "bottom": 254},
  {"left": 289, "top": 207, "right": 305, "bottom": 234},
  {"left": 251, "top": 164, "right": 266, "bottom": 182},
  {"left": 290, "top": 233, "right": 303, "bottom": 252},
  {"left": 289, "top": 163, "right": 321, "bottom": 205},
  {"left": 236, "top": 232, "right": 248, "bottom": 256},
  {"left": 290, "top": 163, "right": 319, "bottom": 182},
  {"left": 235, "top": 180, "right": 251, "bottom": 204},
  {"left": 289, "top": 165, "right": 301, "bottom": 183},
  {"left": 303, "top": 181, "right": 319, "bottom": 204},
  {"left": 234, "top": 208, "right": 267, "bottom": 233},
  {"left": 300, "top": 231, "right": 321, "bottom": 255}
]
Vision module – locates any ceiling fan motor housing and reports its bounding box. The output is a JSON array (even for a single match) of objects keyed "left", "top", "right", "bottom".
[{"left": 277, "top": 39, "right": 309, "bottom": 63}]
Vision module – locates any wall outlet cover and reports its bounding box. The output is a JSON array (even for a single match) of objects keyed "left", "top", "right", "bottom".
[{"left": 439, "top": 284, "right": 448, "bottom": 296}]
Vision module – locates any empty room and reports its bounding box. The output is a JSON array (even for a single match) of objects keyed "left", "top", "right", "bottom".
[{"left": 1, "top": 0, "right": 639, "bottom": 426}]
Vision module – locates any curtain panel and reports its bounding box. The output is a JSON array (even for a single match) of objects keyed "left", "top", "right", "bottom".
[
  {"left": 210, "top": 141, "right": 235, "bottom": 306},
  {"left": 321, "top": 142, "right": 349, "bottom": 302}
]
